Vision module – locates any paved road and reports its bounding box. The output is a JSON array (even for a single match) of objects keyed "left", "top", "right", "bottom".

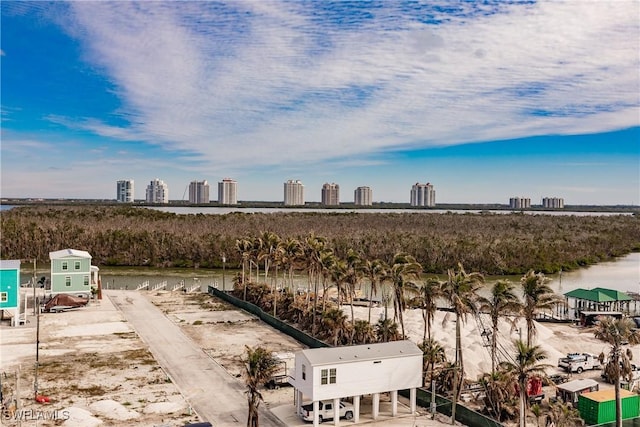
[{"left": 107, "top": 290, "right": 286, "bottom": 427}]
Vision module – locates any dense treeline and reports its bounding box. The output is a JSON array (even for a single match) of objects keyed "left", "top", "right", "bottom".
[{"left": 1, "top": 205, "right": 638, "bottom": 274}]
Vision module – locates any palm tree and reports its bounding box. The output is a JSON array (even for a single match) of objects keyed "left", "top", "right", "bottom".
[
  {"left": 352, "top": 319, "right": 376, "bottom": 344},
  {"left": 374, "top": 317, "right": 400, "bottom": 343},
  {"left": 419, "top": 277, "right": 443, "bottom": 342},
  {"left": 280, "top": 237, "right": 302, "bottom": 292},
  {"left": 521, "top": 270, "right": 560, "bottom": 346},
  {"left": 389, "top": 253, "right": 422, "bottom": 338},
  {"left": 480, "top": 369, "right": 518, "bottom": 421},
  {"left": 362, "top": 259, "right": 389, "bottom": 323},
  {"left": 236, "top": 238, "right": 253, "bottom": 300},
  {"left": 319, "top": 249, "right": 336, "bottom": 311},
  {"left": 344, "top": 248, "right": 362, "bottom": 327},
  {"left": 477, "top": 279, "right": 522, "bottom": 372},
  {"left": 548, "top": 400, "right": 585, "bottom": 427},
  {"left": 242, "top": 346, "right": 280, "bottom": 427},
  {"left": 500, "top": 340, "right": 550, "bottom": 427},
  {"left": 419, "top": 338, "right": 447, "bottom": 386},
  {"left": 439, "top": 263, "right": 483, "bottom": 424},
  {"left": 593, "top": 316, "right": 640, "bottom": 427},
  {"left": 321, "top": 307, "right": 349, "bottom": 346}
]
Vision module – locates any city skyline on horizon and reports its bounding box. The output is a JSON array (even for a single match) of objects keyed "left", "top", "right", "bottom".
[
  {"left": 113, "top": 177, "right": 572, "bottom": 206},
  {"left": 2, "top": 2, "right": 638, "bottom": 205}
]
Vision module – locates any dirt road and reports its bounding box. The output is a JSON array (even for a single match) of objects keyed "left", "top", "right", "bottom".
[{"left": 107, "top": 290, "right": 285, "bottom": 427}]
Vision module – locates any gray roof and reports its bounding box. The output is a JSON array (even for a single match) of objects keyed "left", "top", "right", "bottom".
[
  {"left": 557, "top": 378, "right": 599, "bottom": 393},
  {"left": 49, "top": 249, "right": 92, "bottom": 259},
  {"left": 0, "top": 260, "right": 21, "bottom": 270},
  {"left": 300, "top": 341, "right": 422, "bottom": 366}
]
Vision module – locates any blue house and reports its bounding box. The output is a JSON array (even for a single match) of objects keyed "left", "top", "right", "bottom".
[{"left": 0, "top": 260, "right": 21, "bottom": 326}]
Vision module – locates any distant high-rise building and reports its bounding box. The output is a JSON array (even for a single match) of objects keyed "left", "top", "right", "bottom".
[
  {"left": 354, "top": 186, "right": 373, "bottom": 206},
  {"left": 284, "top": 180, "right": 304, "bottom": 206},
  {"left": 321, "top": 183, "right": 340, "bottom": 206},
  {"left": 509, "top": 197, "right": 531, "bottom": 209},
  {"left": 410, "top": 182, "right": 436, "bottom": 207},
  {"left": 145, "top": 178, "right": 169, "bottom": 204},
  {"left": 218, "top": 178, "right": 238, "bottom": 205},
  {"left": 542, "top": 197, "right": 564, "bottom": 209},
  {"left": 116, "top": 180, "right": 134, "bottom": 203},
  {"left": 189, "top": 180, "right": 210, "bottom": 204}
]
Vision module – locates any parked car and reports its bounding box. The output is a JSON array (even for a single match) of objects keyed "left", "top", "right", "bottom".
[{"left": 300, "top": 400, "right": 354, "bottom": 423}]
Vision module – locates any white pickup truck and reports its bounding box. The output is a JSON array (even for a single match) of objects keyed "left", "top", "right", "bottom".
[
  {"left": 558, "top": 353, "right": 602, "bottom": 373},
  {"left": 300, "top": 400, "right": 354, "bottom": 423}
]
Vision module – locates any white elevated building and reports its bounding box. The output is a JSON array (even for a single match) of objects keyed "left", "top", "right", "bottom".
[{"left": 290, "top": 341, "right": 422, "bottom": 426}]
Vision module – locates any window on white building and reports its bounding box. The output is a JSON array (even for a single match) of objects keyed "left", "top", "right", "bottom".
[
  {"left": 62, "top": 261, "right": 68, "bottom": 271},
  {"left": 321, "top": 368, "right": 336, "bottom": 385},
  {"left": 65, "top": 276, "right": 71, "bottom": 287},
  {"left": 302, "top": 364, "right": 306, "bottom": 380},
  {"left": 75, "top": 261, "right": 81, "bottom": 270},
  {"left": 83, "top": 276, "right": 89, "bottom": 286}
]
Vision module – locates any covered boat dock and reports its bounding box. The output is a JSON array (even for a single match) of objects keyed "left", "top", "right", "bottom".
[{"left": 564, "top": 287, "right": 633, "bottom": 320}]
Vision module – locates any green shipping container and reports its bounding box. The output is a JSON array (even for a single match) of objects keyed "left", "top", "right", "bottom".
[{"left": 578, "top": 389, "right": 640, "bottom": 425}]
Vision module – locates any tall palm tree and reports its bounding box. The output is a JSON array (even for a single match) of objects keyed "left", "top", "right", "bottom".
[
  {"left": 235, "top": 238, "right": 253, "bottom": 300},
  {"left": 501, "top": 340, "right": 550, "bottom": 427},
  {"left": 242, "top": 346, "right": 280, "bottom": 427},
  {"left": 257, "top": 231, "right": 280, "bottom": 280},
  {"left": 362, "top": 259, "right": 389, "bottom": 323},
  {"left": 593, "top": 316, "right": 640, "bottom": 427},
  {"left": 521, "top": 270, "right": 561, "bottom": 346},
  {"left": 389, "top": 253, "right": 422, "bottom": 338},
  {"left": 344, "top": 248, "right": 363, "bottom": 327},
  {"left": 419, "top": 277, "right": 443, "bottom": 342},
  {"left": 319, "top": 249, "right": 336, "bottom": 311},
  {"left": 478, "top": 279, "right": 522, "bottom": 373},
  {"left": 280, "top": 237, "right": 302, "bottom": 292},
  {"left": 439, "top": 263, "right": 483, "bottom": 424}
]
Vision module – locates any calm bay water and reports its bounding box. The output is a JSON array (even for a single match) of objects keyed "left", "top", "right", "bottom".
[{"left": 22, "top": 252, "right": 638, "bottom": 299}]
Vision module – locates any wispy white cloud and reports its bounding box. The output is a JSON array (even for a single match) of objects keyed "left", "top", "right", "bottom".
[{"left": 46, "top": 0, "right": 636, "bottom": 175}]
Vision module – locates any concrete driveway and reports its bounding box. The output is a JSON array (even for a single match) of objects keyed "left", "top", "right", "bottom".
[{"left": 107, "top": 290, "right": 285, "bottom": 427}]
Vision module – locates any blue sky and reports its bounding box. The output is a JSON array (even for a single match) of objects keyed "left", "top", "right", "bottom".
[{"left": 1, "top": 1, "right": 639, "bottom": 205}]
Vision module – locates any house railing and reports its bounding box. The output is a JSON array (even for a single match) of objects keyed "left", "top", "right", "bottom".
[{"left": 135, "top": 280, "right": 149, "bottom": 291}]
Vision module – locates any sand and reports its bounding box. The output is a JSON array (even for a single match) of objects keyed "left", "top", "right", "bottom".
[{"left": 1, "top": 289, "right": 628, "bottom": 427}]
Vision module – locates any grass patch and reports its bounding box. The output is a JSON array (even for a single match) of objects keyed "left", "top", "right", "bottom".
[
  {"left": 68, "top": 384, "right": 107, "bottom": 396},
  {"left": 113, "top": 331, "right": 137, "bottom": 339}
]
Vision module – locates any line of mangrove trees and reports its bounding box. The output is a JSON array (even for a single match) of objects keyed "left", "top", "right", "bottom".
[{"left": 1, "top": 205, "right": 638, "bottom": 275}]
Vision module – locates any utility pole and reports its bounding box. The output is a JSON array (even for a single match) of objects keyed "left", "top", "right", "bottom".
[
  {"left": 34, "top": 296, "right": 40, "bottom": 400},
  {"left": 32, "top": 259, "right": 37, "bottom": 316}
]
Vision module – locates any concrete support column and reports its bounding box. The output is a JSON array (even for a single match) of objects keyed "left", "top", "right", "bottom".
[
  {"left": 391, "top": 390, "right": 398, "bottom": 416},
  {"left": 354, "top": 395, "right": 361, "bottom": 423},
  {"left": 296, "top": 389, "right": 303, "bottom": 415},
  {"left": 313, "top": 400, "right": 320, "bottom": 427},
  {"left": 372, "top": 392, "right": 380, "bottom": 420},
  {"left": 410, "top": 388, "right": 417, "bottom": 414},
  {"left": 333, "top": 397, "right": 340, "bottom": 426}
]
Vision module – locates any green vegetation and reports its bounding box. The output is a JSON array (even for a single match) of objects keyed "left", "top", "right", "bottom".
[{"left": 1, "top": 205, "right": 638, "bottom": 274}]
